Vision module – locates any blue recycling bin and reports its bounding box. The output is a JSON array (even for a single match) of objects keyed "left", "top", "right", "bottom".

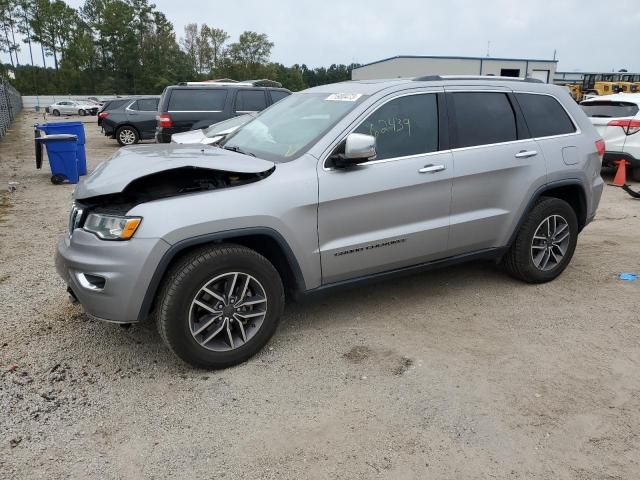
[
  {"left": 35, "top": 134, "right": 79, "bottom": 184},
  {"left": 36, "top": 122, "right": 87, "bottom": 175}
]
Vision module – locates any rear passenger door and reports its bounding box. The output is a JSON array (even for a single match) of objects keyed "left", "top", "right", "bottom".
[
  {"left": 446, "top": 89, "right": 547, "bottom": 255},
  {"left": 233, "top": 90, "right": 268, "bottom": 115},
  {"left": 126, "top": 98, "right": 159, "bottom": 138}
]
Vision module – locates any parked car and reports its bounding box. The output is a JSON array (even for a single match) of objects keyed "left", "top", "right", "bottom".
[
  {"left": 580, "top": 93, "right": 640, "bottom": 181},
  {"left": 97, "top": 97, "right": 133, "bottom": 127},
  {"left": 171, "top": 112, "right": 256, "bottom": 145},
  {"left": 57, "top": 76, "right": 604, "bottom": 369},
  {"left": 100, "top": 97, "right": 160, "bottom": 146},
  {"left": 47, "top": 100, "right": 99, "bottom": 116},
  {"left": 155, "top": 82, "right": 290, "bottom": 143}
]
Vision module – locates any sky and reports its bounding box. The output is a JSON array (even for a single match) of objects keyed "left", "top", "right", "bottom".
[{"left": 11, "top": 0, "right": 640, "bottom": 73}]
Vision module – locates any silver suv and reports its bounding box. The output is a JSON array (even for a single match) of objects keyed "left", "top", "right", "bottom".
[{"left": 56, "top": 76, "right": 605, "bottom": 369}]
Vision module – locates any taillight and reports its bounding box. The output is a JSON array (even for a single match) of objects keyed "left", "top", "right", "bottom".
[
  {"left": 607, "top": 118, "right": 640, "bottom": 135},
  {"left": 157, "top": 113, "right": 173, "bottom": 128},
  {"left": 98, "top": 112, "right": 109, "bottom": 119},
  {"left": 595, "top": 139, "right": 606, "bottom": 157}
]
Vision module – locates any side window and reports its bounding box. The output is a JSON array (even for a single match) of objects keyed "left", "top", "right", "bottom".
[
  {"left": 451, "top": 92, "right": 517, "bottom": 148},
  {"left": 168, "top": 89, "right": 228, "bottom": 111},
  {"left": 137, "top": 99, "right": 159, "bottom": 111},
  {"left": 235, "top": 90, "right": 267, "bottom": 112},
  {"left": 270, "top": 90, "right": 290, "bottom": 103},
  {"left": 516, "top": 93, "right": 576, "bottom": 138},
  {"left": 353, "top": 94, "right": 439, "bottom": 161},
  {"left": 128, "top": 101, "right": 139, "bottom": 111}
]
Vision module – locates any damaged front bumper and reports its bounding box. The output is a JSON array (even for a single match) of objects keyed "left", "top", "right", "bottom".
[{"left": 56, "top": 229, "right": 171, "bottom": 323}]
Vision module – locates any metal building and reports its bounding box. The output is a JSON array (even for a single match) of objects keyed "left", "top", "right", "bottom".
[{"left": 352, "top": 55, "right": 558, "bottom": 83}]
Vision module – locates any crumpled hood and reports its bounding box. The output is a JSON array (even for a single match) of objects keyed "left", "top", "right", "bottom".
[{"left": 74, "top": 144, "right": 275, "bottom": 199}]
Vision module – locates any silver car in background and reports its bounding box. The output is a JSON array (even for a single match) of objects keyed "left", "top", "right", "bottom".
[
  {"left": 48, "top": 100, "right": 100, "bottom": 116},
  {"left": 56, "top": 76, "right": 604, "bottom": 369},
  {"left": 171, "top": 113, "right": 257, "bottom": 145}
]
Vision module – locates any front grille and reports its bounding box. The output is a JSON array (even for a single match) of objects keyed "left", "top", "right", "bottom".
[{"left": 68, "top": 204, "right": 84, "bottom": 237}]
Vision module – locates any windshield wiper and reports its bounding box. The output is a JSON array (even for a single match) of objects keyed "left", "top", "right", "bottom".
[{"left": 222, "top": 145, "right": 255, "bottom": 157}]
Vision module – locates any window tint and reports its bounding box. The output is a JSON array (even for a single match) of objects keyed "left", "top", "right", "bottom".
[
  {"left": 517, "top": 93, "right": 576, "bottom": 137},
  {"left": 104, "top": 99, "right": 129, "bottom": 111},
  {"left": 353, "top": 94, "right": 439, "bottom": 160},
  {"left": 137, "top": 98, "right": 159, "bottom": 111},
  {"left": 580, "top": 101, "right": 639, "bottom": 119},
  {"left": 270, "top": 90, "right": 290, "bottom": 103},
  {"left": 452, "top": 92, "right": 517, "bottom": 148},
  {"left": 235, "top": 90, "right": 267, "bottom": 112},
  {"left": 168, "top": 89, "right": 227, "bottom": 111}
]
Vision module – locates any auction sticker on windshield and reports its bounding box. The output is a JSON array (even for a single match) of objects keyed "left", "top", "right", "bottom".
[{"left": 325, "top": 93, "right": 363, "bottom": 102}]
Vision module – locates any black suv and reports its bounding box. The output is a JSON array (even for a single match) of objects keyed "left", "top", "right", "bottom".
[
  {"left": 155, "top": 83, "right": 290, "bottom": 143},
  {"left": 100, "top": 97, "right": 160, "bottom": 146}
]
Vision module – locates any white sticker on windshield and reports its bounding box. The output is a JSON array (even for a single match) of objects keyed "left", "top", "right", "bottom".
[{"left": 325, "top": 93, "right": 363, "bottom": 102}]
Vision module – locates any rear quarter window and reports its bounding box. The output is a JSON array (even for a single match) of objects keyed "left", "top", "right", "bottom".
[
  {"left": 516, "top": 93, "right": 576, "bottom": 137},
  {"left": 580, "top": 101, "right": 639, "bottom": 118},
  {"left": 270, "top": 90, "right": 290, "bottom": 103},
  {"left": 168, "top": 89, "right": 228, "bottom": 111}
]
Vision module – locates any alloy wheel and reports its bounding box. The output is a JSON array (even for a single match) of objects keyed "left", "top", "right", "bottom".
[
  {"left": 119, "top": 128, "right": 136, "bottom": 145},
  {"left": 188, "top": 272, "right": 268, "bottom": 352},
  {"left": 531, "top": 214, "right": 570, "bottom": 271}
]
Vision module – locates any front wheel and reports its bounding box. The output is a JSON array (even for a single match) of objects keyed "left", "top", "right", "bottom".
[
  {"left": 78, "top": 109, "right": 86, "bottom": 116},
  {"left": 503, "top": 197, "right": 578, "bottom": 283},
  {"left": 156, "top": 244, "right": 285, "bottom": 369}
]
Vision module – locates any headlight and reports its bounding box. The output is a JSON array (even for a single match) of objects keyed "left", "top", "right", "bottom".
[{"left": 83, "top": 213, "right": 142, "bottom": 240}]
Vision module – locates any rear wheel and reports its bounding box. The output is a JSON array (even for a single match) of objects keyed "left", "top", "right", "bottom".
[
  {"left": 630, "top": 167, "right": 640, "bottom": 182},
  {"left": 116, "top": 126, "right": 139, "bottom": 146},
  {"left": 157, "top": 244, "right": 285, "bottom": 369},
  {"left": 503, "top": 197, "right": 578, "bottom": 283},
  {"left": 52, "top": 109, "right": 60, "bottom": 116}
]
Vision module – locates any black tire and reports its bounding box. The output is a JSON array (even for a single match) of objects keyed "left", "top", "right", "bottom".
[
  {"left": 115, "top": 125, "right": 139, "bottom": 146},
  {"left": 51, "top": 174, "right": 66, "bottom": 184},
  {"left": 52, "top": 109, "right": 60, "bottom": 116},
  {"left": 503, "top": 197, "right": 578, "bottom": 283},
  {"left": 78, "top": 109, "right": 86, "bottom": 116},
  {"left": 630, "top": 167, "right": 640, "bottom": 183},
  {"left": 157, "top": 244, "right": 285, "bottom": 369}
]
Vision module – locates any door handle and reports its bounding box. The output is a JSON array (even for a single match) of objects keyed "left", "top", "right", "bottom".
[
  {"left": 515, "top": 150, "right": 538, "bottom": 159},
  {"left": 419, "top": 164, "right": 446, "bottom": 174}
]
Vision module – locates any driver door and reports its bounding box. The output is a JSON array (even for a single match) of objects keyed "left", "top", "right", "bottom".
[{"left": 317, "top": 91, "right": 453, "bottom": 284}]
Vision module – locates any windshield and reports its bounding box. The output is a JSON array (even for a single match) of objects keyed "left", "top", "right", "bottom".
[
  {"left": 205, "top": 113, "right": 256, "bottom": 138},
  {"left": 220, "top": 92, "right": 368, "bottom": 162}
]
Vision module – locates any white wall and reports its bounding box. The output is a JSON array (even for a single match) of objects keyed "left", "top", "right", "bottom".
[
  {"left": 21, "top": 95, "right": 140, "bottom": 110},
  {"left": 352, "top": 57, "right": 557, "bottom": 82}
]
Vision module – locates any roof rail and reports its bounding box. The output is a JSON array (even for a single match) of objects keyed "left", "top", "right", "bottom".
[
  {"left": 412, "top": 75, "right": 544, "bottom": 83},
  {"left": 177, "top": 79, "right": 284, "bottom": 88}
]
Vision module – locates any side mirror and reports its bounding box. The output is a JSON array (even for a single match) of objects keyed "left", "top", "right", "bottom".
[{"left": 332, "top": 133, "right": 377, "bottom": 168}]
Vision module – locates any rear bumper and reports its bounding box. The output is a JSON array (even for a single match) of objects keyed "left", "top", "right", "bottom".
[
  {"left": 603, "top": 152, "right": 640, "bottom": 168},
  {"left": 56, "top": 230, "right": 171, "bottom": 323}
]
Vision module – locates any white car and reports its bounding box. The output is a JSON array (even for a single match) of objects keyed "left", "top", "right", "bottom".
[
  {"left": 47, "top": 100, "right": 99, "bottom": 117},
  {"left": 171, "top": 113, "right": 256, "bottom": 145},
  {"left": 581, "top": 93, "right": 640, "bottom": 181}
]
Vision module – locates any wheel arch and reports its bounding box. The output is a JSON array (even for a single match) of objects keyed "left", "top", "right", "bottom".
[
  {"left": 137, "top": 228, "right": 306, "bottom": 321},
  {"left": 507, "top": 180, "right": 588, "bottom": 249}
]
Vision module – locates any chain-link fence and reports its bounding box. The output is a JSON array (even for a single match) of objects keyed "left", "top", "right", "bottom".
[{"left": 0, "top": 77, "right": 22, "bottom": 138}]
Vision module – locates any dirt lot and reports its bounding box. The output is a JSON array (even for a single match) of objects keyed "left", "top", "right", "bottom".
[{"left": 1, "top": 111, "right": 639, "bottom": 479}]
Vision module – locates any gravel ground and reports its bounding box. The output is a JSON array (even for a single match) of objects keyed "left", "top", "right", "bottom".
[{"left": 1, "top": 111, "right": 639, "bottom": 479}]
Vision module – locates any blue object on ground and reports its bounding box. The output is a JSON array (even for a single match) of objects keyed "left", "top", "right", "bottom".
[
  {"left": 36, "top": 122, "right": 87, "bottom": 176},
  {"left": 619, "top": 273, "right": 639, "bottom": 281},
  {"left": 36, "top": 134, "right": 79, "bottom": 184}
]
